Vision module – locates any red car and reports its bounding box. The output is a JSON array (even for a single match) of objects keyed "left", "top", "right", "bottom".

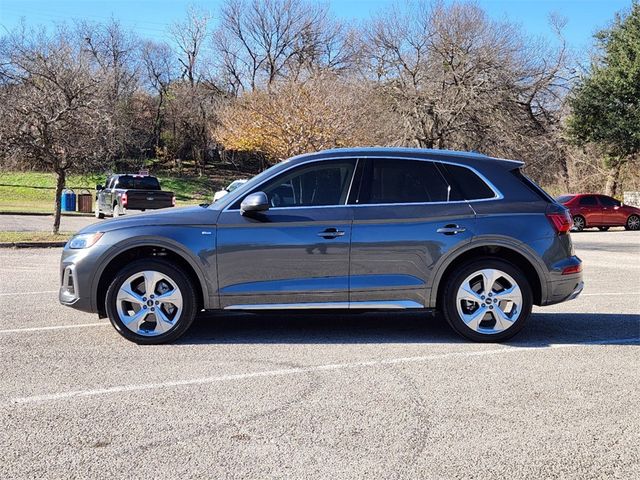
[{"left": 556, "top": 194, "right": 640, "bottom": 231}]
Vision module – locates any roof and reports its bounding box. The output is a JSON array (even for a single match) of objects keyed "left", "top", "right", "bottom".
[{"left": 285, "top": 147, "right": 524, "bottom": 170}]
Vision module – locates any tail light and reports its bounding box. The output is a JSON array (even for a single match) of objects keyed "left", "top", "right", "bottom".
[
  {"left": 172, "top": 195, "right": 176, "bottom": 207},
  {"left": 562, "top": 264, "right": 582, "bottom": 275},
  {"left": 121, "top": 192, "right": 128, "bottom": 207},
  {"left": 546, "top": 210, "right": 572, "bottom": 234}
]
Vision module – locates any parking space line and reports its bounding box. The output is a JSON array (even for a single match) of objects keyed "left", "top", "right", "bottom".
[
  {"left": 0, "top": 322, "right": 109, "bottom": 333},
  {"left": 0, "top": 290, "right": 58, "bottom": 297},
  {"left": 8, "top": 336, "right": 639, "bottom": 405}
]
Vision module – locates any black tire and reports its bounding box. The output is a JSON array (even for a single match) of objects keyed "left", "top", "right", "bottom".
[
  {"left": 572, "top": 215, "right": 585, "bottom": 231},
  {"left": 441, "top": 258, "right": 533, "bottom": 342},
  {"left": 105, "top": 258, "right": 198, "bottom": 344},
  {"left": 625, "top": 214, "right": 640, "bottom": 231},
  {"left": 598, "top": 226, "right": 610, "bottom": 231}
]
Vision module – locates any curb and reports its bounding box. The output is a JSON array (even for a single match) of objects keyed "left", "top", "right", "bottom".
[
  {"left": 0, "top": 241, "right": 66, "bottom": 249},
  {"left": 0, "top": 211, "right": 94, "bottom": 217}
]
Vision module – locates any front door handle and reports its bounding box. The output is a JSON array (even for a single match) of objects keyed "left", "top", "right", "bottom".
[
  {"left": 437, "top": 224, "right": 466, "bottom": 235},
  {"left": 317, "top": 228, "right": 345, "bottom": 239}
]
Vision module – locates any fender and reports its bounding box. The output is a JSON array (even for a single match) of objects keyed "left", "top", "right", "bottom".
[
  {"left": 427, "top": 234, "right": 549, "bottom": 308},
  {"left": 90, "top": 234, "right": 214, "bottom": 312}
]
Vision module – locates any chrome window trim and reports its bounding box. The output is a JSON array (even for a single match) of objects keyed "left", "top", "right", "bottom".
[{"left": 223, "top": 155, "right": 503, "bottom": 212}]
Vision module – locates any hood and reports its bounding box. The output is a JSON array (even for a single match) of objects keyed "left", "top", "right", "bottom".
[{"left": 78, "top": 205, "right": 219, "bottom": 234}]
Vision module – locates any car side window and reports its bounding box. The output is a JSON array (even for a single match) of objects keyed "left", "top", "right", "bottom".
[
  {"left": 438, "top": 163, "right": 495, "bottom": 201},
  {"left": 356, "top": 159, "right": 450, "bottom": 204},
  {"left": 106, "top": 177, "right": 115, "bottom": 189},
  {"left": 599, "top": 196, "right": 620, "bottom": 207},
  {"left": 234, "top": 160, "right": 357, "bottom": 209},
  {"left": 579, "top": 196, "right": 598, "bottom": 206}
]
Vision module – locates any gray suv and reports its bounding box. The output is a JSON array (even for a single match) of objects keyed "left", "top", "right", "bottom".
[{"left": 59, "top": 148, "right": 583, "bottom": 344}]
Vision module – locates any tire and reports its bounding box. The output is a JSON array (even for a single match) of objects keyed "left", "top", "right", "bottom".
[
  {"left": 105, "top": 258, "right": 198, "bottom": 344},
  {"left": 113, "top": 203, "right": 121, "bottom": 217},
  {"left": 598, "top": 226, "right": 610, "bottom": 231},
  {"left": 625, "top": 214, "right": 640, "bottom": 231},
  {"left": 441, "top": 258, "right": 533, "bottom": 342},
  {"left": 572, "top": 215, "right": 585, "bottom": 232},
  {"left": 95, "top": 203, "right": 104, "bottom": 219}
]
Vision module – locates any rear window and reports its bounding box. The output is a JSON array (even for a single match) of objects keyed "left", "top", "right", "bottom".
[
  {"left": 438, "top": 163, "right": 495, "bottom": 201},
  {"left": 556, "top": 195, "right": 575, "bottom": 204},
  {"left": 116, "top": 176, "right": 161, "bottom": 190}
]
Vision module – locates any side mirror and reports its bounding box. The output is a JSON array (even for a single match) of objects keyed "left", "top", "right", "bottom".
[
  {"left": 241, "top": 192, "right": 269, "bottom": 215},
  {"left": 96, "top": 184, "right": 103, "bottom": 191}
]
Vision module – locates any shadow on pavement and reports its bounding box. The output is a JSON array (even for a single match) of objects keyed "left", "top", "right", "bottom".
[{"left": 179, "top": 311, "right": 640, "bottom": 347}]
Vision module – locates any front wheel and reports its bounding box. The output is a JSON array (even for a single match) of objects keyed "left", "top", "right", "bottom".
[
  {"left": 95, "top": 202, "right": 104, "bottom": 219},
  {"left": 441, "top": 259, "right": 533, "bottom": 342},
  {"left": 626, "top": 215, "right": 640, "bottom": 231},
  {"left": 105, "top": 259, "right": 198, "bottom": 344}
]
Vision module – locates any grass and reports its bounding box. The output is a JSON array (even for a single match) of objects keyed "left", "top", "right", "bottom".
[
  {"left": 0, "top": 167, "right": 251, "bottom": 214},
  {"left": 0, "top": 231, "right": 72, "bottom": 244}
]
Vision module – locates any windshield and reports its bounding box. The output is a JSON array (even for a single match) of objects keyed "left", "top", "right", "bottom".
[{"left": 116, "top": 176, "right": 161, "bottom": 190}]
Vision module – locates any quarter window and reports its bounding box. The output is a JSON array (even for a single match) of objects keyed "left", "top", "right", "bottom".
[
  {"left": 439, "top": 163, "right": 496, "bottom": 200},
  {"left": 357, "top": 159, "right": 450, "bottom": 204},
  {"left": 598, "top": 196, "right": 620, "bottom": 207}
]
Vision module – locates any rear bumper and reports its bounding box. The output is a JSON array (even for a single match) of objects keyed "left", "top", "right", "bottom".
[{"left": 543, "top": 275, "right": 584, "bottom": 306}]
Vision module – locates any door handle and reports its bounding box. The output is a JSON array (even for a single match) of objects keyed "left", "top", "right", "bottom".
[
  {"left": 317, "top": 228, "right": 345, "bottom": 239},
  {"left": 437, "top": 224, "right": 466, "bottom": 235}
]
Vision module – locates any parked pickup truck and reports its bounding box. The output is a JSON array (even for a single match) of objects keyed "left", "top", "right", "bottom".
[{"left": 95, "top": 174, "right": 175, "bottom": 218}]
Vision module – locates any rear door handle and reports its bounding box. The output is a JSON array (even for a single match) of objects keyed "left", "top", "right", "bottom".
[
  {"left": 437, "top": 224, "right": 466, "bottom": 235},
  {"left": 318, "top": 228, "right": 345, "bottom": 239}
]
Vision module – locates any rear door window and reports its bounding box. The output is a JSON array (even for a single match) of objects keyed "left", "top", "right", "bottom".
[
  {"left": 356, "top": 159, "right": 450, "bottom": 204},
  {"left": 579, "top": 196, "right": 598, "bottom": 206}
]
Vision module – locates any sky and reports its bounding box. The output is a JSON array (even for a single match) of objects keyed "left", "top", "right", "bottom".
[{"left": 0, "top": 0, "right": 632, "bottom": 55}]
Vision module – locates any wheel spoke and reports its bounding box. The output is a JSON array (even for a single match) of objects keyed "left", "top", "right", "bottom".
[
  {"left": 117, "top": 285, "right": 144, "bottom": 306},
  {"left": 143, "top": 271, "right": 161, "bottom": 297},
  {"left": 122, "top": 307, "right": 149, "bottom": 332},
  {"left": 154, "top": 308, "right": 173, "bottom": 334},
  {"left": 480, "top": 269, "right": 499, "bottom": 294},
  {"left": 493, "top": 285, "right": 522, "bottom": 304},
  {"left": 461, "top": 306, "right": 487, "bottom": 331},
  {"left": 459, "top": 283, "right": 483, "bottom": 304},
  {"left": 156, "top": 289, "right": 183, "bottom": 310},
  {"left": 492, "top": 306, "right": 515, "bottom": 331}
]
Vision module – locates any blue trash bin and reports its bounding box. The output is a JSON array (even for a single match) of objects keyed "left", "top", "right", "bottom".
[{"left": 61, "top": 188, "right": 76, "bottom": 212}]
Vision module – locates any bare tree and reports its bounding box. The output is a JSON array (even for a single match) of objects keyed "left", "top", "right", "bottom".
[
  {"left": 0, "top": 25, "right": 109, "bottom": 233},
  {"left": 171, "top": 6, "right": 212, "bottom": 87},
  {"left": 215, "top": 0, "right": 348, "bottom": 93}
]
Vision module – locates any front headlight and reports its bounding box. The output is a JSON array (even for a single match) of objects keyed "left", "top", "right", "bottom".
[{"left": 68, "top": 232, "right": 104, "bottom": 249}]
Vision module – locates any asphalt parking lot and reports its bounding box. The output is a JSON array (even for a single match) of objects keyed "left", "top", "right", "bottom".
[{"left": 0, "top": 231, "right": 638, "bottom": 479}]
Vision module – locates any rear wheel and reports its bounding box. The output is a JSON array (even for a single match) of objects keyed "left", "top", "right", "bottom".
[
  {"left": 105, "top": 259, "right": 197, "bottom": 344},
  {"left": 626, "top": 215, "right": 640, "bottom": 231},
  {"left": 572, "top": 215, "right": 585, "bottom": 231},
  {"left": 598, "top": 226, "right": 610, "bottom": 231},
  {"left": 441, "top": 259, "right": 533, "bottom": 342},
  {"left": 113, "top": 203, "right": 123, "bottom": 217}
]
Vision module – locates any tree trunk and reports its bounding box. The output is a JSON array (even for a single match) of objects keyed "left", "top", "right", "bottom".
[
  {"left": 52, "top": 168, "right": 66, "bottom": 234},
  {"left": 604, "top": 160, "right": 622, "bottom": 197}
]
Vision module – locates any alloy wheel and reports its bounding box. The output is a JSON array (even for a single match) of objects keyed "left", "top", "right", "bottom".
[
  {"left": 116, "top": 270, "right": 183, "bottom": 336},
  {"left": 627, "top": 215, "right": 640, "bottom": 231},
  {"left": 572, "top": 216, "right": 585, "bottom": 231},
  {"left": 455, "top": 268, "right": 523, "bottom": 334}
]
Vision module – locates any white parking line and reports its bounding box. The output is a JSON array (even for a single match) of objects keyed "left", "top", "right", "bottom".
[
  {"left": 9, "top": 337, "right": 639, "bottom": 405},
  {"left": 0, "top": 290, "right": 58, "bottom": 297},
  {"left": 0, "top": 322, "right": 109, "bottom": 334},
  {"left": 580, "top": 293, "right": 628, "bottom": 296}
]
